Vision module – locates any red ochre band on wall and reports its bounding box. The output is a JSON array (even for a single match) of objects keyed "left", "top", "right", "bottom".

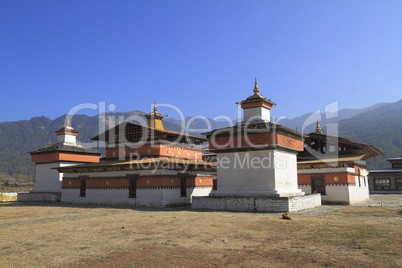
[
  {"left": 297, "top": 173, "right": 357, "bottom": 185},
  {"left": 208, "top": 132, "right": 303, "bottom": 151},
  {"left": 62, "top": 175, "right": 214, "bottom": 189},
  {"left": 240, "top": 101, "right": 274, "bottom": 110},
  {"left": 55, "top": 130, "right": 78, "bottom": 136},
  {"left": 105, "top": 144, "right": 203, "bottom": 160},
  {"left": 32, "top": 152, "right": 100, "bottom": 163}
]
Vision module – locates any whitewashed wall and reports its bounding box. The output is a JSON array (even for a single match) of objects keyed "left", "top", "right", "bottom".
[
  {"left": 214, "top": 150, "right": 302, "bottom": 197},
  {"left": 61, "top": 186, "right": 213, "bottom": 207},
  {"left": 34, "top": 162, "right": 79, "bottom": 192}
]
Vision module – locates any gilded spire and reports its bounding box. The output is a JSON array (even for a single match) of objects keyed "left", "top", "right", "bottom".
[
  {"left": 253, "top": 77, "right": 260, "bottom": 94},
  {"left": 55, "top": 114, "right": 77, "bottom": 136},
  {"left": 143, "top": 102, "right": 167, "bottom": 130},
  {"left": 315, "top": 120, "right": 323, "bottom": 134},
  {"left": 65, "top": 115, "right": 74, "bottom": 130}
]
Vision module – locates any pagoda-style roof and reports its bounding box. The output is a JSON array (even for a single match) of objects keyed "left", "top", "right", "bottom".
[
  {"left": 297, "top": 155, "right": 368, "bottom": 169},
  {"left": 298, "top": 154, "right": 366, "bottom": 165},
  {"left": 55, "top": 126, "right": 78, "bottom": 135},
  {"left": 30, "top": 144, "right": 100, "bottom": 155},
  {"left": 55, "top": 115, "right": 78, "bottom": 135},
  {"left": 142, "top": 102, "right": 168, "bottom": 130},
  {"left": 92, "top": 121, "right": 207, "bottom": 145},
  {"left": 143, "top": 102, "right": 167, "bottom": 120},
  {"left": 202, "top": 121, "right": 303, "bottom": 139},
  {"left": 56, "top": 157, "right": 216, "bottom": 173},
  {"left": 368, "top": 168, "right": 402, "bottom": 173},
  {"left": 384, "top": 156, "right": 402, "bottom": 169},
  {"left": 299, "top": 131, "right": 384, "bottom": 161},
  {"left": 238, "top": 93, "right": 277, "bottom": 107},
  {"left": 386, "top": 156, "right": 402, "bottom": 162},
  {"left": 237, "top": 78, "right": 277, "bottom": 108}
]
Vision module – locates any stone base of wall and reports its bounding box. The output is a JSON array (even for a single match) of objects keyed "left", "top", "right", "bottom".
[
  {"left": 18, "top": 192, "right": 61, "bottom": 202},
  {"left": 192, "top": 194, "right": 321, "bottom": 212},
  {"left": 321, "top": 200, "right": 349, "bottom": 205}
]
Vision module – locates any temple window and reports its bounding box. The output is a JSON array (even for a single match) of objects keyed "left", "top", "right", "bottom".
[
  {"left": 374, "top": 178, "right": 391, "bottom": 187},
  {"left": 396, "top": 178, "right": 402, "bottom": 188},
  {"left": 128, "top": 174, "right": 139, "bottom": 198},
  {"left": 79, "top": 176, "right": 88, "bottom": 197},
  {"left": 180, "top": 175, "right": 187, "bottom": 197}
]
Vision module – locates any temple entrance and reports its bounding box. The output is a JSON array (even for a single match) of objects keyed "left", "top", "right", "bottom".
[{"left": 312, "top": 176, "right": 326, "bottom": 195}]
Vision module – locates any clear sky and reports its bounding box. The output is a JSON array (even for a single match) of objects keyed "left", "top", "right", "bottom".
[{"left": 1, "top": 0, "right": 401, "bottom": 123}]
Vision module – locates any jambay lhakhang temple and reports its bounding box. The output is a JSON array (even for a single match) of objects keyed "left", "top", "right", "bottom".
[{"left": 19, "top": 79, "right": 383, "bottom": 210}]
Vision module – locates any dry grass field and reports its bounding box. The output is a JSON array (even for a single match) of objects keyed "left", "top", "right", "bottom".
[{"left": 0, "top": 200, "right": 401, "bottom": 268}]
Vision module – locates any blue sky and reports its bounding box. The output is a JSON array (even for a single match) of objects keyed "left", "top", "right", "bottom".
[{"left": 1, "top": 0, "right": 401, "bottom": 123}]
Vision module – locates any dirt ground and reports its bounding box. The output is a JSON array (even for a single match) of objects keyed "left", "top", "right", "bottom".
[
  {"left": 291, "top": 194, "right": 402, "bottom": 216},
  {"left": 0, "top": 194, "right": 401, "bottom": 268}
]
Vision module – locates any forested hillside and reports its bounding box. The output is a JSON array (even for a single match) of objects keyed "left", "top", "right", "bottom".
[{"left": 337, "top": 99, "right": 402, "bottom": 170}]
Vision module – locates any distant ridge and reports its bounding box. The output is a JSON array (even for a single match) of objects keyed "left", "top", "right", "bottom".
[{"left": 278, "top": 102, "right": 388, "bottom": 133}]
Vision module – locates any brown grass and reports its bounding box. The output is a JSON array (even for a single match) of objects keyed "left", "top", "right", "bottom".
[{"left": 0, "top": 202, "right": 401, "bottom": 268}]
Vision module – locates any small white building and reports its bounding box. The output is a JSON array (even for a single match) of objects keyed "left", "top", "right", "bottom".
[
  {"left": 368, "top": 156, "right": 402, "bottom": 193},
  {"left": 18, "top": 117, "right": 100, "bottom": 202},
  {"left": 297, "top": 124, "right": 383, "bottom": 205}
]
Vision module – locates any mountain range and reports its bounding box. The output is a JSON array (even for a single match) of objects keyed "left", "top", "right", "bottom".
[{"left": 0, "top": 99, "right": 401, "bottom": 182}]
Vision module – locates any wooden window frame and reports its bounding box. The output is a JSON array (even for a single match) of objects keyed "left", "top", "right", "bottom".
[
  {"left": 127, "top": 174, "right": 139, "bottom": 198},
  {"left": 179, "top": 174, "right": 188, "bottom": 197},
  {"left": 79, "top": 176, "right": 88, "bottom": 197},
  {"left": 311, "top": 175, "right": 326, "bottom": 195}
]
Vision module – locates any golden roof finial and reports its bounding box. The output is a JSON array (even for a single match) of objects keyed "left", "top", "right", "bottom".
[
  {"left": 65, "top": 115, "right": 70, "bottom": 126},
  {"left": 253, "top": 77, "right": 260, "bottom": 94},
  {"left": 153, "top": 102, "right": 157, "bottom": 113},
  {"left": 65, "top": 115, "right": 74, "bottom": 130},
  {"left": 143, "top": 102, "right": 167, "bottom": 130},
  {"left": 315, "top": 120, "right": 322, "bottom": 134}
]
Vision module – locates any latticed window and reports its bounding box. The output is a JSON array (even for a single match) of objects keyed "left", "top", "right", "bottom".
[
  {"left": 374, "top": 178, "right": 391, "bottom": 187},
  {"left": 396, "top": 178, "right": 402, "bottom": 188}
]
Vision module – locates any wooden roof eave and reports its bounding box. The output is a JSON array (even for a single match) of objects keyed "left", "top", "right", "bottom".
[
  {"left": 297, "top": 154, "right": 366, "bottom": 165},
  {"left": 361, "top": 145, "right": 384, "bottom": 160}
]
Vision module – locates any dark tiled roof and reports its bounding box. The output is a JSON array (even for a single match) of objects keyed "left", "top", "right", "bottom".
[
  {"left": 30, "top": 144, "right": 100, "bottom": 155},
  {"left": 202, "top": 121, "right": 303, "bottom": 138}
]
